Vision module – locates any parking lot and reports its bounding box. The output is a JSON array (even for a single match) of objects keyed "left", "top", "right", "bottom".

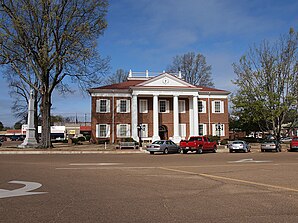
[{"left": 0, "top": 151, "right": 298, "bottom": 222}]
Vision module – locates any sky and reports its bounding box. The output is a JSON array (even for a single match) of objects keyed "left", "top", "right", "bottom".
[{"left": 1, "top": 0, "right": 298, "bottom": 127}]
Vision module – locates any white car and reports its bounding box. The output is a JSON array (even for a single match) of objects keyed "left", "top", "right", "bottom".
[{"left": 229, "top": 140, "right": 251, "bottom": 153}]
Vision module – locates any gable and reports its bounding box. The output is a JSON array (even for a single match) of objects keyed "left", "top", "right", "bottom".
[{"left": 136, "top": 73, "right": 195, "bottom": 88}]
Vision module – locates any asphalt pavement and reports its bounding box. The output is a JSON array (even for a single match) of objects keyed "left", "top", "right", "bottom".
[{"left": 0, "top": 149, "right": 297, "bottom": 222}]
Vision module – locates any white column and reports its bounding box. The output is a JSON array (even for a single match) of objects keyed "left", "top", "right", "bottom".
[
  {"left": 131, "top": 94, "right": 139, "bottom": 142},
  {"left": 172, "top": 95, "right": 181, "bottom": 143},
  {"left": 189, "top": 97, "right": 193, "bottom": 137},
  {"left": 152, "top": 94, "right": 160, "bottom": 142},
  {"left": 18, "top": 90, "right": 38, "bottom": 148},
  {"left": 193, "top": 95, "right": 199, "bottom": 135}
]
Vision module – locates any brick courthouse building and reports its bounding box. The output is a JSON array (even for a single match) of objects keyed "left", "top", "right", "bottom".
[{"left": 88, "top": 71, "right": 230, "bottom": 144}]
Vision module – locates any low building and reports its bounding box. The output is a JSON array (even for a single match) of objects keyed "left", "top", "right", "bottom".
[{"left": 88, "top": 71, "right": 230, "bottom": 144}]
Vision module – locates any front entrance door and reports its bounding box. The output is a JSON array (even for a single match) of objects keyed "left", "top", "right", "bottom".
[{"left": 159, "top": 125, "right": 168, "bottom": 140}]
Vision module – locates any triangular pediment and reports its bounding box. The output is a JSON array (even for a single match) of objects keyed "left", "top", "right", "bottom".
[{"left": 135, "top": 73, "right": 195, "bottom": 88}]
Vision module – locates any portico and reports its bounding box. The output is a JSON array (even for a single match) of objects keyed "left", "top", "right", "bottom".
[{"left": 131, "top": 91, "right": 199, "bottom": 143}]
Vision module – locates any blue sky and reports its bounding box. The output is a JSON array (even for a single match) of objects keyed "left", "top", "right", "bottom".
[{"left": 1, "top": 0, "right": 298, "bottom": 127}]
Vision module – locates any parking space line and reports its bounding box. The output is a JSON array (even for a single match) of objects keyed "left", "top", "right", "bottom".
[{"left": 159, "top": 167, "right": 298, "bottom": 193}]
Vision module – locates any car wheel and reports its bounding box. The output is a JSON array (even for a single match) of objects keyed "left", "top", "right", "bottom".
[
  {"left": 164, "top": 148, "right": 169, "bottom": 154},
  {"left": 261, "top": 149, "right": 264, "bottom": 152},
  {"left": 197, "top": 148, "right": 203, "bottom": 154},
  {"left": 183, "top": 149, "right": 188, "bottom": 154},
  {"left": 150, "top": 151, "right": 154, "bottom": 155},
  {"left": 229, "top": 149, "right": 233, "bottom": 153},
  {"left": 213, "top": 146, "right": 217, "bottom": 153}
]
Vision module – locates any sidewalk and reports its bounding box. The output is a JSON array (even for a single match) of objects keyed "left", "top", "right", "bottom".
[
  {"left": 0, "top": 141, "right": 146, "bottom": 154},
  {"left": 0, "top": 141, "right": 230, "bottom": 154}
]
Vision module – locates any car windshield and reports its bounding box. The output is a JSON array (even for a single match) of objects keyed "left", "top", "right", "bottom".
[
  {"left": 152, "top": 141, "right": 164, "bottom": 145},
  {"left": 263, "top": 140, "right": 276, "bottom": 143},
  {"left": 189, "top": 137, "right": 202, "bottom": 142},
  {"left": 232, "top": 141, "right": 243, "bottom": 144},
  {"left": 293, "top": 138, "right": 298, "bottom": 141}
]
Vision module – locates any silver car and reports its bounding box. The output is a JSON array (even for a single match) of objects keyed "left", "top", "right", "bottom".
[
  {"left": 229, "top": 140, "right": 251, "bottom": 153},
  {"left": 146, "top": 140, "right": 181, "bottom": 155},
  {"left": 261, "top": 140, "right": 281, "bottom": 152}
]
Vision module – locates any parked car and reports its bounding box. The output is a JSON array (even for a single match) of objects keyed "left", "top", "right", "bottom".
[
  {"left": 289, "top": 137, "right": 298, "bottom": 152},
  {"left": 280, "top": 137, "right": 292, "bottom": 143},
  {"left": 228, "top": 140, "right": 251, "bottom": 153},
  {"left": 179, "top": 136, "right": 217, "bottom": 154},
  {"left": 146, "top": 140, "right": 180, "bottom": 155},
  {"left": 261, "top": 140, "right": 281, "bottom": 152}
]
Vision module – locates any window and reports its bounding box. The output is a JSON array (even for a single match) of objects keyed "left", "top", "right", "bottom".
[
  {"left": 179, "top": 124, "right": 186, "bottom": 139},
  {"left": 117, "top": 99, "right": 130, "bottom": 113},
  {"left": 117, "top": 124, "right": 130, "bottom": 137},
  {"left": 96, "top": 124, "right": 110, "bottom": 138},
  {"left": 199, "top": 124, "right": 207, "bottom": 136},
  {"left": 212, "top": 100, "right": 224, "bottom": 113},
  {"left": 212, "top": 123, "right": 225, "bottom": 136},
  {"left": 215, "top": 101, "right": 221, "bottom": 113},
  {"left": 159, "top": 100, "right": 169, "bottom": 113},
  {"left": 96, "top": 99, "right": 110, "bottom": 113},
  {"left": 198, "top": 100, "right": 206, "bottom": 113},
  {"left": 139, "top": 100, "right": 148, "bottom": 113},
  {"left": 178, "top": 100, "right": 186, "bottom": 113},
  {"left": 139, "top": 124, "right": 148, "bottom": 138}
]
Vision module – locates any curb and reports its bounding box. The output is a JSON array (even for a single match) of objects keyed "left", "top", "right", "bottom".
[
  {"left": 0, "top": 149, "right": 230, "bottom": 155},
  {"left": 0, "top": 149, "right": 147, "bottom": 155}
]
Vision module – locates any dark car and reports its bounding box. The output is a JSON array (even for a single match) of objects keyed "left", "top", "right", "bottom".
[
  {"left": 261, "top": 140, "right": 281, "bottom": 152},
  {"left": 146, "top": 140, "right": 181, "bottom": 155}
]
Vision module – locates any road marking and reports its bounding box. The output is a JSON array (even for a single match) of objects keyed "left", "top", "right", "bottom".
[
  {"left": 0, "top": 181, "right": 47, "bottom": 199},
  {"left": 69, "top": 163, "right": 123, "bottom": 166},
  {"left": 159, "top": 167, "right": 298, "bottom": 193},
  {"left": 228, "top": 158, "right": 272, "bottom": 163}
]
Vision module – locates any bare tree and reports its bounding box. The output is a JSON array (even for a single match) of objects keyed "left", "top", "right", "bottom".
[
  {"left": 232, "top": 28, "right": 298, "bottom": 140},
  {"left": 167, "top": 52, "right": 214, "bottom": 87},
  {"left": 105, "top": 69, "right": 128, "bottom": 85},
  {"left": 0, "top": 0, "right": 110, "bottom": 148}
]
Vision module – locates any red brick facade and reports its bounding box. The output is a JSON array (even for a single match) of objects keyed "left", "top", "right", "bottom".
[{"left": 89, "top": 73, "right": 230, "bottom": 143}]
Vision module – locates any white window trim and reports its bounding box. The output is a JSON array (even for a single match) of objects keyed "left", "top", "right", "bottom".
[
  {"left": 212, "top": 100, "right": 224, "bottom": 113},
  {"left": 178, "top": 100, "right": 186, "bottom": 113},
  {"left": 116, "top": 99, "right": 130, "bottom": 113},
  {"left": 96, "top": 124, "right": 110, "bottom": 138},
  {"left": 179, "top": 123, "right": 186, "bottom": 139},
  {"left": 198, "top": 100, "right": 206, "bottom": 113},
  {"left": 139, "top": 99, "right": 148, "bottom": 113},
  {"left": 212, "top": 123, "right": 225, "bottom": 136},
  {"left": 96, "top": 99, "right": 110, "bottom": 113},
  {"left": 159, "top": 100, "right": 169, "bottom": 113},
  {"left": 116, "top": 124, "right": 131, "bottom": 138}
]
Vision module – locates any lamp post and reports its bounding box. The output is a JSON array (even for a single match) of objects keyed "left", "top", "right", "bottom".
[
  {"left": 137, "top": 124, "right": 144, "bottom": 147},
  {"left": 216, "top": 123, "right": 223, "bottom": 142}
]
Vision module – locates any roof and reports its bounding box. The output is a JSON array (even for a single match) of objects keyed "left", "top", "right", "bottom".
[
  {"left": 88, "top": 73, "right": 230, "bottom": 94},
  {"left": 90, "top": 80, "right": 144, "bottom": 90},
  {"left": 89, "top": 80, "right": 228, "bottom": 93}
]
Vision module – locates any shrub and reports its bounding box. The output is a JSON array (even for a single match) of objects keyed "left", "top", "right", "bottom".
[
  {"left": 77, "top": 136, "right": 86, "bottom": 142},
  {"left": 220, "top": 139, "right": 229, "bottom": 145},
  {"left": 208, "top": 135, "right": 220, "bottom": 142},
  {"left": 97, "top": 138, "right": 110, "bottom": 144}
]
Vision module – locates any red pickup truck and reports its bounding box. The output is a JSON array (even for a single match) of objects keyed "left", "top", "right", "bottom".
[
  {"left": 180, "top": 136, "right": 217, "bottom": 154},
  {"left": 289, "top": 136, "right": 298, "bottom": 151}
]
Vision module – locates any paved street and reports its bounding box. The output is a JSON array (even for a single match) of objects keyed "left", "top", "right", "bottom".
[{"left": 1, "top": 151, "right": 298, "bottom": 222}]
